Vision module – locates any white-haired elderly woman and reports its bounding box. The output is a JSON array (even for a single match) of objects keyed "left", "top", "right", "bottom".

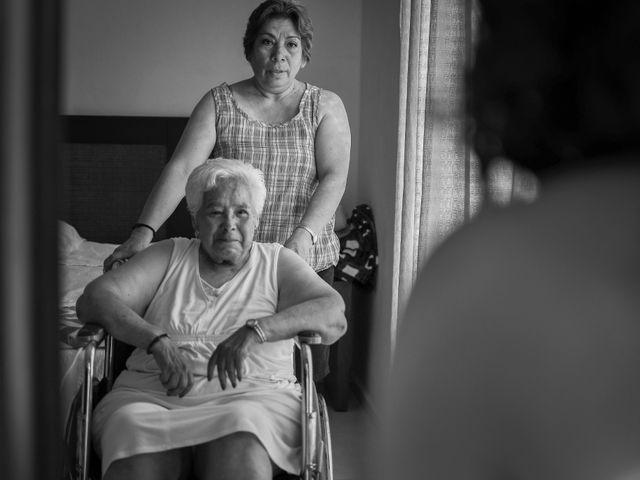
[{"left": 77, "top": 158, "right": 347, "bottom": 480}]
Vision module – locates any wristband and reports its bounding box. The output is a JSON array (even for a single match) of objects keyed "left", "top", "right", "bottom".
[
  {"left": 133, "top": 222, "right": 156, "bottom": 239},
  {"left": 245, "top": 319, "right": 267, "bottom": 343},
  {"left": 296, "top": 224, "right": 318, "bottom": 245},
  {"left": 146, "top": 333, "right": 170, "bottom": 354}
]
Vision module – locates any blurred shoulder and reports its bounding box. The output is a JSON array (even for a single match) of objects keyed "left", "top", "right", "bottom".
[{"left": 419, "top": 203, "right": 534, "bottom": 280}]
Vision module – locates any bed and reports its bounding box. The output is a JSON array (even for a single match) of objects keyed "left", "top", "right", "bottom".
[{"left": 58, "top": 115, "right": 191, "bottom": 424}]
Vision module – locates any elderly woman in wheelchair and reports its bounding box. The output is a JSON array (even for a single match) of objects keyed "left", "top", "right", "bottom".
[{"left": 76, "top": 158, "right": 347, "bottom": 480}]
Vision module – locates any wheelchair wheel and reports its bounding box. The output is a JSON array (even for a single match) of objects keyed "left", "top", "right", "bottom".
[
  {"left": 317, "top": 394, "right": 334, "bottom": 480},
  {"left": 64, "top": 375, "right": 106, "bottom": 480}
]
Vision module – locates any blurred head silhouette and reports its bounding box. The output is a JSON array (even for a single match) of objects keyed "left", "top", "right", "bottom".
[
  {"left": 470, "top": 0, "right": 640, "bottom": 176},
  {"left": 376, "top": 1, "right": 640, "bottom": 479}
]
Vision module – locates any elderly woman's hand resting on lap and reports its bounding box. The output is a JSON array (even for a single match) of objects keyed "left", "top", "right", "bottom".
[
  {"left": 77, "top": 158, "right": 346, "bottom": 480},
  {"left": 150, "top": 334, "right": 194, "bottom": 397}
]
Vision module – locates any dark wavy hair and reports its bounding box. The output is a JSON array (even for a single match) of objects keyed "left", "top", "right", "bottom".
[
  {"left": 243, "top": 0, "right": 313, "bottom": 64},
  {"left": 469, "top": 0, "right": 640, "bottom": 175}
]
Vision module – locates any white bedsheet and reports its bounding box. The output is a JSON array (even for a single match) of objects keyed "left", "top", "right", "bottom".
[{"left": 59, "top": 221, "right": 117, "bottom": 426}]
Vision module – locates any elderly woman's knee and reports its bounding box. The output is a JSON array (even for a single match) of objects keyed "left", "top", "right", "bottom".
[
  {"left": 104, "top": 449, "right": 192, "bottom": 480},
  {"left": 195, "top": 432, "right": 273, "bottom": 478},
  {"left": 202, "top": 431, "right": 266, "bottom": 456}
]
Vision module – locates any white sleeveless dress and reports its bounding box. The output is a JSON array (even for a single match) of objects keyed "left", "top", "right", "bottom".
[{"left": 92, "top": 238, "right": 302, "bottom": 475}]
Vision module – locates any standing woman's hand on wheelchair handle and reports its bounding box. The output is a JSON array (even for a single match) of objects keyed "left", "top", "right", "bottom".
[
  {"left": 149, "top": 335, "right": 194, "bottom": 397},
  {"left": 103, "top": 225, "right": 154, "bottom": 272},
  {"left": 283, "top": 226, "right": 314, "bottom": 262},
  {"left": 208, "top": 326, "right": 261, "bottom": 390}
]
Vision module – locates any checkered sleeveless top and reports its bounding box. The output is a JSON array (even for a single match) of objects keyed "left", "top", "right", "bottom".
[{"left": 210, "top": 82, "right": 339, "bottom": 272}]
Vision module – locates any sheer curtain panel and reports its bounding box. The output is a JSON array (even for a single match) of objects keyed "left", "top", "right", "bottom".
[{"left": 392, "top": 0, "right": 479, "bottom": 353}]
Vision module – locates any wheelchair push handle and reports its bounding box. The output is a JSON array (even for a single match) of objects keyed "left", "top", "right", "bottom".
[
  {"left": 297, "top": 331, "right": 322, "bottom": 345},
  {"left": 76, "top": 322, "right": 106, "bottom": 346}
]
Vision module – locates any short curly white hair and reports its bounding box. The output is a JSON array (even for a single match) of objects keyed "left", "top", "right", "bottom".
[{"left": 185, "top": 158, "right": 267, "bottom": 218}]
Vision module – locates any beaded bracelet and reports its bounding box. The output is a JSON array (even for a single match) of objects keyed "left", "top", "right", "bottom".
[{"left": 146, "top": 333, "right": 170, "bottom": 354}]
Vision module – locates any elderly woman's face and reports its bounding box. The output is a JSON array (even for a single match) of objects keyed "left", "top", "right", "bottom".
[
  {"left": 195, "top": 178, "right": 258, "bottom": 265},
  {"left": 249, "top": 17, "right": 306, "bottom": 92}
]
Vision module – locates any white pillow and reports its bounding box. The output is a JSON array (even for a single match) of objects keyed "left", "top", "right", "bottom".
[{"left": 58, "top": 220, "right": 84, "bottom": 256}]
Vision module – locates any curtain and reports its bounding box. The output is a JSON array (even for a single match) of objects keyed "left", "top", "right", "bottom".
[
  {"left": 1, "top": 0, "right": 62, "bottom": 478},
  {"left": 391, "top": 0, "right": 537, "bottom": 355}
]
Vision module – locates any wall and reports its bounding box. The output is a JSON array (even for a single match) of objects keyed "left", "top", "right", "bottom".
[
  {"left": 61, "top": 0, "right": 362, "bottom": 211},
  {"left": 354, "top": 0, "right": 401, "bottom": 410}
]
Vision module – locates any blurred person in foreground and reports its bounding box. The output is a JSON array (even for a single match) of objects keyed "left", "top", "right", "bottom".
[{"left": 377, "top": 0, "right": 640, "bottom": 478}]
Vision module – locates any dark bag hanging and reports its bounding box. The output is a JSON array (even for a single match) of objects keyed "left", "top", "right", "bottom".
[{"left": 334, "top": 204, "right": 378, "bottom": 288}]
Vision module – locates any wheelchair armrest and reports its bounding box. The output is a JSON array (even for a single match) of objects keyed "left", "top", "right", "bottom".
[
  {"left": 296, "top": 331, "right": 322, "bottom": 345},
  {"left": 75, "top": 323, "right": 106, "bottom": 346}
]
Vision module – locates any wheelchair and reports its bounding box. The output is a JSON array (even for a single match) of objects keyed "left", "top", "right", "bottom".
[{"left": 64, "top": 324, "right": 334, "bottom": 480}]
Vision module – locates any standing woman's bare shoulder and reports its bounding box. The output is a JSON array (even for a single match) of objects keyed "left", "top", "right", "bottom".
[
  {"left": 315, "top": 88, "right": 351, "bottom": 175},
  {"left": 317, "top": 89, "right": 350, "bottom": 126},
  {"left": 184, "top": 89, "right": 218, "bottom": 136}
]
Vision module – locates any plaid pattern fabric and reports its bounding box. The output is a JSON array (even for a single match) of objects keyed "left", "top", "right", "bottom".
[{"left": 211, "top": 83, "right": 339, "bottom": 271}]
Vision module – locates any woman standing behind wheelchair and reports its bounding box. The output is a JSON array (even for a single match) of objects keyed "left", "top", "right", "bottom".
[
  {"left": 105, "top": 0, "right": 350, "bottom": 381},
  {"left": 77, "top": 159, "right": 346, "bottom": 479}
]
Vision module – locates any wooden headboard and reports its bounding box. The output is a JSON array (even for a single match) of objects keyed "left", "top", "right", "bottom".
[{"left": 59, "top": 115, "right": 193, "bottom": 244}]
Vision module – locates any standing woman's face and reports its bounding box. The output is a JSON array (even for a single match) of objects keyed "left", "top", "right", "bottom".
[{"left": 248, "top": 17, "right": 307, "bottom": 92}]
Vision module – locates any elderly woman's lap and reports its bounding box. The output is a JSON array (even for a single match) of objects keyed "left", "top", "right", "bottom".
[{"left": 95, "top": 385, "right": 302, "bottom": 476}]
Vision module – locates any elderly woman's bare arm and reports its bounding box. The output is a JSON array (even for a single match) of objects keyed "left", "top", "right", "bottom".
[
  {"left": 284, "top": 90, "right": 351, "bottom": 259},
  {"left": 270, "top": 247, "right": 347, "bottom": 344},
  {"left": 79, "top": 242, "right": 172, "bottom": 346},
  {"left": 79, "top": 241, "right": 194, "bottom": 396}
]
